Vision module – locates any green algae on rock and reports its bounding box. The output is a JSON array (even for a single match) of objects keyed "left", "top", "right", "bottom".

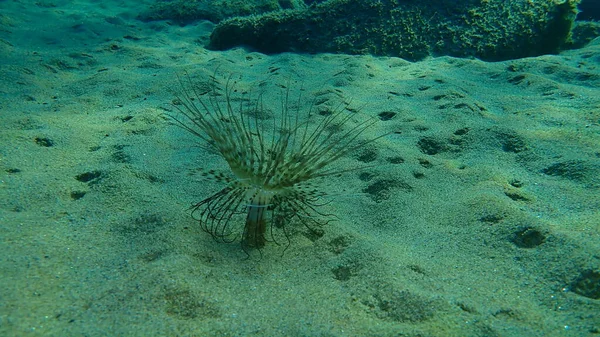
[{"left": 209, "top": 0, "right": 580, "bottom": 61}]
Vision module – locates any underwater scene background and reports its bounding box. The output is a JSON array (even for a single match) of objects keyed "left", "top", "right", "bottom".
[{"left": 0, "top": 0, "right": 599, "bottom": 336}]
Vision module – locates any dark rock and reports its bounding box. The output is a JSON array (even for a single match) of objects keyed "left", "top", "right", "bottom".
[{"left": 209, "top": 0, "right": 579, "bottom": 61}]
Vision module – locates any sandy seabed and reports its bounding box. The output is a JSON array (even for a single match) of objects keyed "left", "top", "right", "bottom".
[{"left": 1, "top": 1, "right": 599, "bottom": 336}]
